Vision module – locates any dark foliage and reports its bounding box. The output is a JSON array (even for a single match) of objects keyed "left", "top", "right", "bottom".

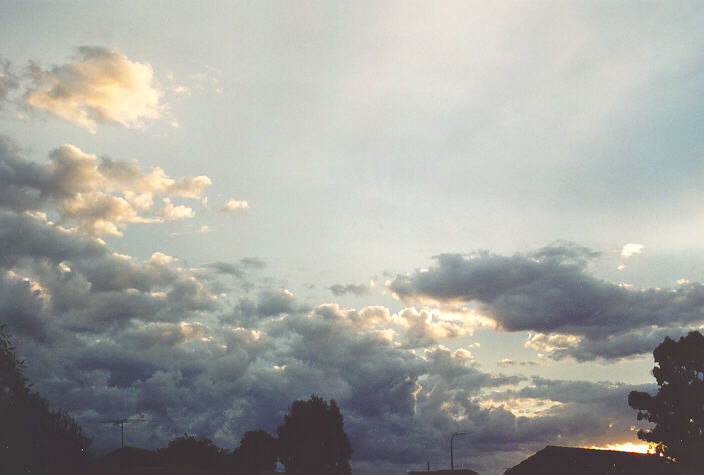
[
  {"left": 628, "top": 331, "right": 704, "bottom": 464},
  {"left": 162, "top": 433, "right": 227, "bottom": 470},
  {"left": 0, "top": 325, "right": 92, "bottom": 473},
  {"left": 232, "top": 429, "right": 278, "bottom": 473},
  {"left": 277, "top": 394, "right": 352, "bottom": 474}
]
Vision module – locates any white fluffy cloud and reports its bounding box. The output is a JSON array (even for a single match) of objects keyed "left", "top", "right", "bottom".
[
  {"left": 620, "top": 243, "right": 644, "bottom": 259},
  {"left": 0, "top": 137, "right": 211, "bottom": 235},
  {"left": 23, "top": 47, "right": 164, "bottom": 132},
  {"left": 219, "top": 199, "right": 250, "bottom": 214}
]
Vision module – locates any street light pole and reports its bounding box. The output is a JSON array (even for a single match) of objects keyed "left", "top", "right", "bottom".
[{"left": 450, "top": 431, "right": 466, "bottom": 470}]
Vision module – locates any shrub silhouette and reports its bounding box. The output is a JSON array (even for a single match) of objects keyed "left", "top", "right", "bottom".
[
  {"left": 231, "top": 429, "right": 278, "bottom": 473},
  {"left": 162, "top": 433, "right": 226, "bottom": 470},
  {"left": 277, "top": 394, "right": 352, "bottom": 474}
]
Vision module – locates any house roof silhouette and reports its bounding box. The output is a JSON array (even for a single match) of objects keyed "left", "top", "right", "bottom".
[
  {"left": 409, "top": 470, "right": 478, "bottom": 475},
  {"left": 504, "top": 445, "right": 674, "bottom": 475}
]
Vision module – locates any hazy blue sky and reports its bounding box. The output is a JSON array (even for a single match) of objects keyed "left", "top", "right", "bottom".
[{"left": 1, "top": 2, "right": 704, "bottom": 473}]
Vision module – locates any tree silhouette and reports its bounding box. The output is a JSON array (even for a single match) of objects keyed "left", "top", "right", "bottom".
[
  {"left": 628, "top": 331, "right": 704, "bottom": 465},
  {"left": 0, "top": 325, "right": 92, "bottom": 473},
  {"left": 231, "top": 429, "right": 278, "bottom": 473},
  {"left": 277, "top": 394, "right": 352, "bottom": 474},
  {"left": 162, "top": 433, "right": 226, "bottom": 470}
]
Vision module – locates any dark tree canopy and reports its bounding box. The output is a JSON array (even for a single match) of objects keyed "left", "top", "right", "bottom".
[
  {"left": 0, "top": 325, "right": 92, "bottom": 473},
  {"left": 628, "top": 331, "right": 704, "bottom": 464},
  {"left": 162, "top": 433, "right": 226, "bottom": 470},
  {"left": 231, "top": 429, "right": 278, "bottom": 473},
  {"left": 277, "top": 394, "right": 352, "bottom": 474}
]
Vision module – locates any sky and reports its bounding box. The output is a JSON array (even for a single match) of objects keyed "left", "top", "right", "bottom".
[{"left": 1, "top": 1, "right": 704, "bottom": 473}]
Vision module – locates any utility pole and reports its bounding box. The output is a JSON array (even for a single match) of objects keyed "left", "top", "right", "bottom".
[
  {"left": 450, "top": 431, "right": 466, "bottom": 470},
  {"left": 102, "top": 418, "right": 146, "bottom": 449}
]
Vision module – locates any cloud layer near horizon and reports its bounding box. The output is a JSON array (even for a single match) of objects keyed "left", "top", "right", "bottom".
[{"left": 0, "top": 131, "right": 668, "bottom": 472}]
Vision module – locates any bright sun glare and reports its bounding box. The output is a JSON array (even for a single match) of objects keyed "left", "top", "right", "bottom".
[{"left": 588, "top": 442, "right": 654, "bottom": 454}]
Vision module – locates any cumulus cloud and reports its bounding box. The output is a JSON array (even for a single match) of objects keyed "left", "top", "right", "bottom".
[
  {"left": 0, "top": 137, "right": 211, "bottom": 235},
  {"left": 0, "top": 213, "right": 216, "bottom": 331},
  {"left": 389, "top": 244, "right": 704, "bottom": 361},
  {"left": 393, "top": 307, "right": 474, "bottom": 348},
  {"left": 620, "top": 243, "right": 644, "bottom": 259},
  {"left": 525, "top": 327, "right": 691, "bottom": 362},
  {"left": 121, "top": 321, "right": 211, "bottom": 348},
  {"left": 23, "top": 47, "right": 164, "bottom": 133},
  {"left": 219, "top": 199, "right": 250, "bottom": 214},
  {"left": 4, "top": 232, "right": 655, "bottom": 475}
]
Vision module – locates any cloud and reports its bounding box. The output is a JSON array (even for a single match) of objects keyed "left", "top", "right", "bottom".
[
  {"left": 23, "top": 46, "right": 164, "bottom": 132},
  {"left": 329, "top": 283, "right": 370, "bottom": 296},
  {"left": 255, "top": 289, "right": 297, "bottom": 318},
  {"left": 0, "top": 137, "right": 212, "bottom": 235},
  {"left": 0, "top": 60, "right": 19, "bottom": 106},
  {"left": 120, "top": 321, "right": 211, "bottom": 348},
  {"left": 388, "top": 244, "right": 704, "bottom": 360},
  {"left": 156, "top": 197, "right": 195, "bottom": 221},
  {"left": 171, "top": 85, "right": 191, "bottom": 96},
  {"left": 393, "top": 307, "right": 474, "bottom": 348},
  {"left": 498, "top": 358, "right": 539, "bottom": 367},
  {"left": 97, "top": 157, "right": 212, "bottom": 198},
  {"left": 208, "top": 258, "right": 266, "bottom": 278},
  {"left": 192, "top": 66, "right": 223, "bottom": 94},
  {"left": 0, "top": 210, "right": 216, "bottom": 335},
  {"left": 3, "top": 230, "right": 656, "bottom": 475},
  {"left": 0, "top": 144, "right": 680, "bottom": 471},
  {"left": 219, "top": 199, "right": 250, "bottom": 214},
  {"left": 525, "top": 327, "right": 690, "bottom": 362},
  {"left": 620, "top": 243, "right": 644, "bottom": 259}
]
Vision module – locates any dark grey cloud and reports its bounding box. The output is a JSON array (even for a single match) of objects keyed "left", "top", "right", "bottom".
[
  {"left": 329, "top": 283, "right": 371, "bottom": 296},
  {"left": 497, "top": 358, "right": 539, "bottom": 367},
  {"left": 489, "top": 376, "right": 656, "bottom": 408},
  {"left": 208, "top": 260, "right": 256, "bottom": 277},
  {"left": 206, "top": 258, "right": 266, "bottom": 292},
  {"left": 526, "top": 326, "right": 693, "bottom": 362},
  {"left": 0, "top": 211, "right": 216, "bottom": 337},
  {"left": 0, "top": 134, "right": 219, "bottom": 339},
  {"left": 0, "top": 200, "right": 663, "bottom": 474},
  {"left": 389, "top": 244, "right": 704, "bottom": 361},
  {"left": 0, "top": 136, "right": 53, "bottom": 212},
  {"left": 223, "top": 288, "right": 300, "bottom": 327},
  {"left": 239, "top": 257, "right": 266, "bottom": 269},
  {"left": 0, "top": 270, "right": 53, "bottom": 342},
  {"left": 8, "top": 280, "right": 648, "bottom": 475}
]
